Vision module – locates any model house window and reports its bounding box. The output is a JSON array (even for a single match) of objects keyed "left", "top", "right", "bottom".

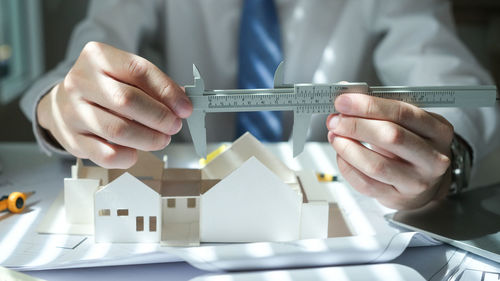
[
  {"left": 149, "top": 216, "right": 157, "bottom": 232},
  {"left": 167, "top": 198, "right": 176, "bottom": 208},
  {"left": 117, "top": 209, "right": 129, "bottom": 216},
  {"left": 98, "top": 209, "right": 110, "bottom": 216},
  {"left": 136, "top": 216, "right": 144, "bottom": 231},
  {"left": 187, "top": 198, "right": 196, "bottom": 208}
]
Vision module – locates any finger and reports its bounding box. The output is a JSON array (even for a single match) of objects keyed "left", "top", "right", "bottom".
[
  {"left": 336, "top": 154, "right": 398, "bottom": 199},
  {"left": 82, "top": 42, "right": 192, "bottom": 118},
  {"left": 427, "top": 111, "right": 455, "bottom": 149},
  {"left": 327, "top": 130, "right": 336, "bottom": 143},
  {"left": 327, "top": 114, "right": 450, "bottom": 174},
  {"left": 428, "top": 111, "right": 453, "bottom": 127},
  {"left": 338, "top": 149, "right": 438, "bottom": 210},
  {"left": 326, "top": 114, "right": 338, "bottom": 143},
  {"left": 73, "top": 101, "right": 171, "bottom": 151},
  {"left": 334, "top": 93, "right": 452, "bottom": 142},
  {"left": 84, "top": 75, "right": 182, "bottom": 135},
  {"left": 327, "top": 114, "right": 399, "bottom": 159},
  {"left": 332, "top": 135, "right": 426, "bottom": 195},
  {"left": 368, "top": 144, "right": 399, "bottom": 159},
  {"left": 74, "top": 133, "right": 138, "bottom": 169}
]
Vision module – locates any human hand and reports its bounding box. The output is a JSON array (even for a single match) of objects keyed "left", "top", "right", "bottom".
[
  {"left": 326, "top": 94, "right": 453, "bottom": 210},
  {"left": 37, "top": 42, "right": 192, "bottom": 168}
]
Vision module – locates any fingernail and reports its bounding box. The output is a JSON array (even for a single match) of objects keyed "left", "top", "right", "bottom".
[
  {"left": 328, "top": 115, "right": 339, "bottom": 130},
  {"left": 327, "top": 131, "right": 336, "bottom": 143},
  {"left": 175, "top": 98, "right": 192, "bottom": 118},
  {"left": 168, "top": 118, "right": 183, "bottom": 135},
  {"left": 335, "top": 95, "right": 352, "bottom": 113},
  {"left": 160, "top": 134, "right": 171, "bottom": 148}
]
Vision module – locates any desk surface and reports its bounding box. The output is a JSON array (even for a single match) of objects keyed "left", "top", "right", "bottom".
[{"left": 0, "top": 142, "right": 498, "bottom": 281}]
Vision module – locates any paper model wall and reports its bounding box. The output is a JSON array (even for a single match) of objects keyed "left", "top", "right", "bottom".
[
  {"left": 64, "top": 178, "right": 99, "bottom": 225},
  {"left": 94, "top": 172, "right": 161, "bottom": 243},
  {"left": 63, "top": 151, "right": 164, "bottom": 225},
  {"left": 55, "top": 132, "right": 333, "bottom": 245},
  {"left": 64, "top": 158, "right": 103, "bottom": 226},
  {"left": 197, "top": 133, "right": 325, "bottom": 242},
  {"left": 156, "top": 169, "right": 205, "bottom": 246},
  {"left": 200, "top": 157, "right": 303, "bottom": 242}
]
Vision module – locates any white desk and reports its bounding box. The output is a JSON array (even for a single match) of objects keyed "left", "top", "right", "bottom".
[{"left": 0, "top": 142, "right": 498, "bottom": 281}]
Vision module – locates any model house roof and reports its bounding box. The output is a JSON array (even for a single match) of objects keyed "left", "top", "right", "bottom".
[
  {"left": 76, "top": 133, "right": 302, "bottom": 200},
  {"left": 95, "top": 172, "right": 160, "bottom": 201},
  {"left": 201, "top": 132, "right": 297, "bottom": 184}
]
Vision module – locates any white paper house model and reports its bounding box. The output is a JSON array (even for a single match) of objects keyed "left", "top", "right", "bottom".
[
  {"left": 94, "top": 173, "right": 161, "bottom": 243},
  {"left": 199, "top": 157, "right": 302, "bottom": 242},
  {"left": 54, "top": 133, "right": 336, "bottom": 246}
]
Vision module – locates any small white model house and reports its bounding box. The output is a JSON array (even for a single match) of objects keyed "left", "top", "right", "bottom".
[
  {"left": 94, "top": 173, "right": 161, "bottom": 243},
  {"left": 56, "top": 133, "right": 336, "bottom": 246},
  {"left": 199, "top": 157, "right": 302, "bottom": 243}
]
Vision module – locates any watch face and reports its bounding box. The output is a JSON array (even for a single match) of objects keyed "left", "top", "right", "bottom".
[{"left": 449, "top": 135, "right": 473, "bottom": 195}]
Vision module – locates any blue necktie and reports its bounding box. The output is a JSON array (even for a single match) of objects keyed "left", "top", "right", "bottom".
[{"left": 236, "top": 0, "right": 283, "bottom": 142}]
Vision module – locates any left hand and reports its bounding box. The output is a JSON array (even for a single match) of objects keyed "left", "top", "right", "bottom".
[{"left": 326, "top": 93, "right": 454, "bottom": 210}]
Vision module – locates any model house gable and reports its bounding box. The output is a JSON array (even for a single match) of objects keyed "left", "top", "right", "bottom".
[
  {"left": 94, "top": 172, "right": 161, "bottom": 243},
  {"left": 200, "top": 157, "right": 303, "bottom": 242},
  {"left": 96, "top": 172, "right": 160, "bottom": 199}
]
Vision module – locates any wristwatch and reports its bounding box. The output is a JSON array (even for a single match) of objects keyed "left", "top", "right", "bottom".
[{"left": 448, "top": 134, "right": 472, "bottom": 197}]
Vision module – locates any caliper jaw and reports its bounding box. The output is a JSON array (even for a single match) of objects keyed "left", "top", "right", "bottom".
[
  {"left": 291, "top": 112, "right": 312, "bottom": 157},
  {"left": 185, "top": 62, "right": 313, "bottom": 159},
  {"left": 273, "top": 61, "right": 289, "bottom": 88},
  {"left": 274, "top": 62, "right": 310, "bottom": 157},
  {"left": 185, "top": 65, "right": 208, "bottom": 158}
]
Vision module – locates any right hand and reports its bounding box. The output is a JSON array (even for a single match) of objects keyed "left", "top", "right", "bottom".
[{"left": 37, "top": 42, "right": 192, "bottom": 168}]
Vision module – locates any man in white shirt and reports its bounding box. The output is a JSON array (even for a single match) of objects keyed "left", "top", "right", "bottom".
[{"left": 21, "top": 0, "right": 500, "bottom": 210}]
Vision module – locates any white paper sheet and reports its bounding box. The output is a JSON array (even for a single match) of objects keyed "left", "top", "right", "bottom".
[
  {"left": 0, "top": 266, "right": 46, "bottom": 281},
  {"left": 189, "top": 264, "right": 426, "bottom": 281},
  {"left": 168, "top": 232, "right": 441, "bottom": 272},
  {"left": 5, "top": 236, "right": 181, "bottom": 271},
  {"left": 5, "top": 231, "right": 440, "bottom": 272}
]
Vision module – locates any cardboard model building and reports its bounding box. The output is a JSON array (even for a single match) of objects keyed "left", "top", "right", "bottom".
[{"left": 53, "top": 133, "right": 339, "bottom": 246}]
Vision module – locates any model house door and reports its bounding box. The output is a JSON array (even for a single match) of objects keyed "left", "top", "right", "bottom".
[{"left": 161, "top": 197, "right": 200, "bottom": 246}]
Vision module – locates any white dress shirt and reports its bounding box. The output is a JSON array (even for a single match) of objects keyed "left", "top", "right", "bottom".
[{"left": 21, "top": 0, "right": 500, "bottom": 183}]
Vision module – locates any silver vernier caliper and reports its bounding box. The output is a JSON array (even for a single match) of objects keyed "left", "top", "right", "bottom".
[{"left": 185, "top": 62, "right": 498, "bottom": 158}]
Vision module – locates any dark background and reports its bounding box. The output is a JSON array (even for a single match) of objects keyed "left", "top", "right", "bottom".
[{"left": 1, "top": 0, "right": 499, "bottom": 142}]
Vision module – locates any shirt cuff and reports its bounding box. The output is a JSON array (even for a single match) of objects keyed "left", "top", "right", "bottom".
[{"left": 429, "top": 108, "right": 480, "bottom": 186}]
